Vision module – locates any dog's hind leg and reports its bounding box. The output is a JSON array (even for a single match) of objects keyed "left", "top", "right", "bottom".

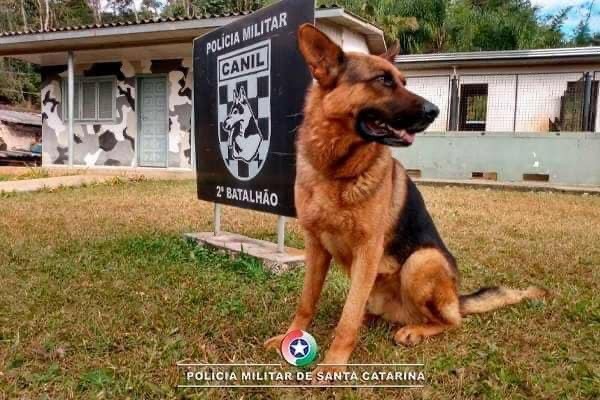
[
  {"left": 394, "top": 322, "right": 455, "bottom": 347},
  {"left": 264, "top": 234, "right": 332, "bottom": 351},
  {"left": 393, "top": 248, "right": 462, "bottom": 347}
]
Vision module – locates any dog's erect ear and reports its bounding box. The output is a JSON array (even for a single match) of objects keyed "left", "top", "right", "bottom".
[
  {"left": 239, "top": 86, "right": 247, "bottom": 100},
  {"left": 380, "top": 41, "right": 400, "bottom": 62},
  {"left": 297, "top": 23, "right": 345, "bottom": 89}
]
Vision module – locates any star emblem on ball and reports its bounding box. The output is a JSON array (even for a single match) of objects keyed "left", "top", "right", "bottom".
[{"left": 289, "top": 338, "right": 309, "bottom": 357}]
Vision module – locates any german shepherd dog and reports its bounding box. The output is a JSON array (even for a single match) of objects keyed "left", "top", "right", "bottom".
[
  {"left": 222, "top": 86, "right": 263, "bottom": 163},
  {"left": 265, "top": 24, "right": 547, "bottom": 374}
]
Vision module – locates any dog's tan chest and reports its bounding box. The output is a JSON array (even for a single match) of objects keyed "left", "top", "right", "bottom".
[
  {"left": 296, "top": 171, "right": 354, "bottom": 230},
  {"left": 319, "top": 231, "right": 354, "bottom": 269}
]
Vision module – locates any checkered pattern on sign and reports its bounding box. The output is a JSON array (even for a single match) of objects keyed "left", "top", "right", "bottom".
[{"left": 218, "top": 74, "right": 271, "bottom": 180}]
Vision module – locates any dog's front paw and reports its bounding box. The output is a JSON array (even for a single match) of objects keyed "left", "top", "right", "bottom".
[
  {"left": 263, "top": 334, "right": 286, "bottom": 353},
  {"left": 394, "top": 326, "right": 424, "bottom": 347},
  {"left": 311, "top": 364, "right": 347, "bottom": 385}
]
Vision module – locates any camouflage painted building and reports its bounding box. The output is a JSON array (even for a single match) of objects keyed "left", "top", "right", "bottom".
[
  {"left": 40, "top": 59, "right": 194, "bottom": 168},
  {"left": 0, "top": 6, "right": 385, "bottom": 171}
]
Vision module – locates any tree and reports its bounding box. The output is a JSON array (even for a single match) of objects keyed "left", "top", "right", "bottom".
[
  {"left": 88, "top": 0, "right": 103, "bottom": 24},
  {"left": 140, "top": 0, "right": 162, "bottom": 19},
  {"left": 0, "top": 58, "right": 40, "bottom": 107},
  {"left": 571, "top": 1, "right": 596, "bottom": 46},
  {"left": 162, "top": 0, "right": 264, "bottom": 18},
  {"left": 324, "top": 0, "right": 575, "bottom": 53}
]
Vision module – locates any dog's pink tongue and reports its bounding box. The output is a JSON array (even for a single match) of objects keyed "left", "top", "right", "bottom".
[{"left": 403, "top": 133, "right": 415, "bottom": 144}]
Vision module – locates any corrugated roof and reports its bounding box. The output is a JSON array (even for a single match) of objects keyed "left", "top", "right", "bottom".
[
  {"left": 0, "top": 11, "right": 252, "bottom": 38},
  {"left": 0, "top": 5, "right": 358, "bottom": 38},
  {"left": 395, "top": 46, "right": 600, "bottom": 68},
  {"left": 0, "top": 4, "right": 387, "bottom": 59}
]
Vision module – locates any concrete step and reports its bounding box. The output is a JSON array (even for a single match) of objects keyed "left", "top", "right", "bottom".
[{"left": 184, "top": 232, "right": 305, "bottom": 274}]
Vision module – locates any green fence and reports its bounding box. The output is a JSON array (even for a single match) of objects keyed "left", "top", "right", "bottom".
[{"left": 393, "top": 132, "right": 600, "bottom": 186}]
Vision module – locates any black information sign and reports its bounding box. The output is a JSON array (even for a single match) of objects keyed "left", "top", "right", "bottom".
[{"left": 193, "top": 0, "right": 314, "bottom": 217}]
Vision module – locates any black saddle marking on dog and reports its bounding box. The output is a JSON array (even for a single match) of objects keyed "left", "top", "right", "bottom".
[{"left": 386, "top": 177, "right": 456, "bottom": 269}]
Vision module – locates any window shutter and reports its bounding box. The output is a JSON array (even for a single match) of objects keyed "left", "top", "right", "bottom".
[
  {"left": 82, "top": 82, "right": 97, "bottom": 120},
  {"left": 98, "top": 81, "right": 114, "bottom": 120}
]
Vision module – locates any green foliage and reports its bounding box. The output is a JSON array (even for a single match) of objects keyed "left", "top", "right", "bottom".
[
  {"left": 0, "top": 58, "right": 40, "bottom": 105},
  {"left": 51, "top": 0, "right": 94, "bottom": 27},
  {"left": 323, "top": 0, "right": 577, "bottom": 53},
  {"left": 162, "top": 0, "right": 265, "bottom": 18},
  {"left": 572, "top": 1, "right": 596, "bottom": 47}
]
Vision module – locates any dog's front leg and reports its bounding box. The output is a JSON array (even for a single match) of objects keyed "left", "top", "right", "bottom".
[
  {"left": 264, "top": 234, "right": 332, "bottom": 351},
  {"left": 313, "top": 238, "right": 382, "bottom": 378}
]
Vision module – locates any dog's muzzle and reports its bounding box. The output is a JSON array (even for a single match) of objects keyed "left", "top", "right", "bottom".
[{"left": 356, "top": 101, "right": 440, "bottom": 147}]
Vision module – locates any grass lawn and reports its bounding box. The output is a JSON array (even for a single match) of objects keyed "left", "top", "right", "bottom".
[
  {"left": 0, "top": 180, "right": 598, "bottom": 399},
  {"left": 0, "top": 168, "right": 51, "bottom": 182}
]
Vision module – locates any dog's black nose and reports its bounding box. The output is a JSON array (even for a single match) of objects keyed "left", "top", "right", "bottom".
[{"left": 422, "top": 101, "right": 439, "bottom": 122}]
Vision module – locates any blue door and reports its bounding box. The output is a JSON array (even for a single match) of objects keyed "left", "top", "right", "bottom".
[{"left": 138, "top": 77, "right": 168, "bottom": 167}]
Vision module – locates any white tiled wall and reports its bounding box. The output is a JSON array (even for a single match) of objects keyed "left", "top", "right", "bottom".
[
  {"left": 460, "top": 75, "right": 517, "bottom": 132},
  {"left": 316, "top": 22, "right": 343, "bottom": 46},
  {"left": 514, "top": 73, "right": 582, "bottom": 132},
  {"left": 406, "top": 76, "right": 450, "bottom": 132},
  {"left": 315, "top": 22, "right": 370, "bottom": 54},
  {"left": 341, "top": 27, "right": 370, "bottom": 54}
]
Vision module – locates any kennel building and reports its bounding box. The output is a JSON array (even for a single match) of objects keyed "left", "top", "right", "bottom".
[{"left": 396, "top": 48, "right": 600, "bottom": 185}]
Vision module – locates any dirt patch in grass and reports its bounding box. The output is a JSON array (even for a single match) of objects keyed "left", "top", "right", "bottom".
[{"left": 0, "top": 180, "right": 598, "bottom": 399}]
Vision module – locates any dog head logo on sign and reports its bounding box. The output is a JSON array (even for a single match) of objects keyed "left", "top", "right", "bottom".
[{"left": 218, "top": 40, "right": 271, "bottom": 181}]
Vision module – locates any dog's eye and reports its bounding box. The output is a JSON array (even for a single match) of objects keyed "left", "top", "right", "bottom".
[{"left": 376, "top": 73, "right": 396, "bottom": 88}]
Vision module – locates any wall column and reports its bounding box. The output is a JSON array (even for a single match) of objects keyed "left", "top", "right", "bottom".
[
  {"left": 67, "top": 51, "right": 75, "bottom": 166},
  {"left": 582, "top": 72, "right": 593, "bottom": 131},
  {"left": 191, "top": 67, "right": 196, "bottom": 171},
  {"left": 448, "top": 75, "right": 460, "bottom": 131}
]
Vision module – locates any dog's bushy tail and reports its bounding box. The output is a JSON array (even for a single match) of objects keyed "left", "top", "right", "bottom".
[{"left": 459, "top": 286, "right": 548, "bottom": 316}]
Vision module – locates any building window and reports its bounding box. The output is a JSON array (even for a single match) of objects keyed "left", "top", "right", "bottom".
[
  {"left": 63, "top": 77, "right": 116, "bottom": 122},
  {"left": 459, "top": 84, "right": 488, "bottom": 131}
]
